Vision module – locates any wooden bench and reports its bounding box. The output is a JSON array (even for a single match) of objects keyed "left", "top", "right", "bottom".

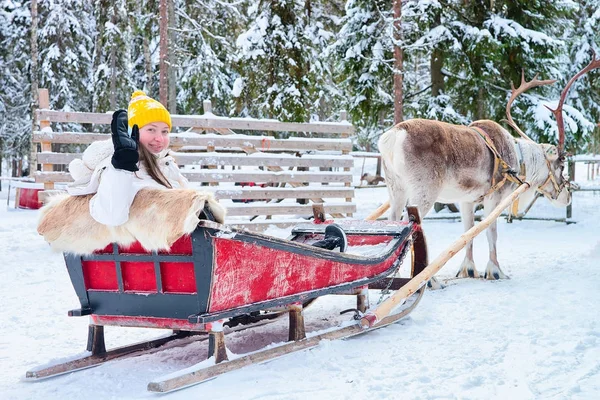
[{"left": 32, "top": 89, "right": 356, "bottom": 230}]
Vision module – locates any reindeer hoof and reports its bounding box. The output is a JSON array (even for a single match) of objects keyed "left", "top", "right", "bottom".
[
  {"left": 427, "top": 276, "right": 445, "bottom": 290},
  {"left": 484, "top": 262, "right": 509, "bottom": 280},
  {"left": 456, "top": 259, "right": 480, "bottom": 279}
]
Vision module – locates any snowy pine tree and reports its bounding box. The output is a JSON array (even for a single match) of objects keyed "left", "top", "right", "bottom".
[
  {"left": 234, "top": 0, "right": 334, "bottom": 123},
  {"left": 330, "top": 0, "right": 394, "bottom": 149},
  {"left": 175, "top": 0, "right": 242, "bottom": 115},
  {"left": 0, "top": 0, "right": 31, "bottom": 175},
  {"left": 401, "top": 0, "right": 469, "bottom": 125},
  {"left": 558, "top": 0, "right": 600, "bottom": 153},
  {"left": 91, "top": 0, "right": 133, "bottom": 113},
  {"left": 128, "top": 0, "right": 159, "bottom": 98},
  {"left": 37, "top": 0, "right": 94, "bottom": 123}
]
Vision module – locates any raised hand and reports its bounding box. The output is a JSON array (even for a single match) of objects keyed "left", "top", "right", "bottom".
[{"left": 110, "top": 109, "right": 139, "bottom": 172}]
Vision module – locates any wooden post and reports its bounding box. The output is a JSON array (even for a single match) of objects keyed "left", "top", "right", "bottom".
[
  {"left": 567, "top": 159, "right": 575, "bottom": 219},
  {"left": 287, "top": 303, "right": 306, "bottom": 342},
  {"left": 356, "top": 285, "right": 369, "bottom": 314},
  {"left": 203, "top": 99, "right": 213, "bottom": 114},
  {"left": 340, "top": 110, "right": 347, "bottom": 123},
  {"left": 361, "top": 183, "right": 531, "bottom": 328},
  {"left": 38, "top": 89, "right": 54, "bottom": 190},
  {"left": 14, "top": 187, "right": 21, "bottom": 209},
  {"left": 204, "top": 100, "right": 217, "bottom": 186},
  {"left": 339, "top": 110, "right": 353, "bottom": 217},
  {"left": 207, "top": 321, "right": 228, "bottom": 364}
]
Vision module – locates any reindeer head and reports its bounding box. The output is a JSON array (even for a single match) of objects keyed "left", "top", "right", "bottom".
[{"left": 505, "top": 51, "right": 600, "bottom": 207}]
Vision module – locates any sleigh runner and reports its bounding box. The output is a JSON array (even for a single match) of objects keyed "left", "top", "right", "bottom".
[{"left": 26, "top": 206, "right": 428, "bottom": 392}]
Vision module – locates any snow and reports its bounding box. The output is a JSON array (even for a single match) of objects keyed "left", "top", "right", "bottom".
[{"left": 1, "top": 161, "right": 599, "bottom": 399}]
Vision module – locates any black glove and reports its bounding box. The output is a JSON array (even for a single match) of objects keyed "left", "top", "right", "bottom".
[{"left": 110, "top": 109, "right": 139, "bottom": 172}]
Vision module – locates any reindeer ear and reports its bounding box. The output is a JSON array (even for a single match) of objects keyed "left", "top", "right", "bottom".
[{"left": 540, "top": 144, "right": 559, "bottom": 161}]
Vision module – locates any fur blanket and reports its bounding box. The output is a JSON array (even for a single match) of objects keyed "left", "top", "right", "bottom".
[{"left": 37, "top": 188, "right": 226, "bottom": 255}]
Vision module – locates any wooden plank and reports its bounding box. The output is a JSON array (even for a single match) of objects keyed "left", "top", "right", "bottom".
[
  {"left": 36, "top": 152, "right": 79, "bottom": 164},
  {"left": 172, "top": 153, "right": 354, "bottom": 168},
  {"left": 212, "top": 187, "right": 354, "bottom": 200},
  {"left": 182, "top": 170, "right": 353, "bottom": 184},
  {"left": 33, "top": 132, "right": 109, "bottom": 144},
  {"left": 33, "top": 132, "right": 352, "bottom": 152},
  {"left": 224, "top": 220, "right": 301, "bottom": 231},
  {"left": 33, "top": 171, "right": 353, "bottom": 184},
  {"left": 225, "top": 203, "right": 356, "bottom": 217},
  {"left": 35, "top": 110, "right": 354, "bottom": 134},
  {"left": 35, "top": 152, "right": 354, "bottom": 169},
  {"left": 33, "top": 172, "right": 72, "bottom": 183}
]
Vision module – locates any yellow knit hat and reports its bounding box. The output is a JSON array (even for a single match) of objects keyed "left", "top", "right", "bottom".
[{"left": 127, "top": 90, "right": 172, "bottom": 130}]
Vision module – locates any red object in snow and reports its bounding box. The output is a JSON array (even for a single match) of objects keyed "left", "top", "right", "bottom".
[{"left": 18, "top": 188, "right": 43, "bottom": 209}]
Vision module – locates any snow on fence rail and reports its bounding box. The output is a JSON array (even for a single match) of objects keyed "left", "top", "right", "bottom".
[{"left": 31, "top": 89, "right": 356, "bottom": 230}]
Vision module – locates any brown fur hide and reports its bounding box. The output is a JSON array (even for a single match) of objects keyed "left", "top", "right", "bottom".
[{"left": 37, "top": 189, "right": 226, "bottom": 255}]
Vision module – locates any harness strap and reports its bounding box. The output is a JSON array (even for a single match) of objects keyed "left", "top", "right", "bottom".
[{"left": 469, "top": 126, "right": 523, "bottom": 202}]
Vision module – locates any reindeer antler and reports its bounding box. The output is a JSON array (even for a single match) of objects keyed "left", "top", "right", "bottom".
[
  {"left": 546, "top": 49, "right": 600, "bottom": 154},
  {"left": 506, "top": 71, "right": 556, "bottom": 142}
]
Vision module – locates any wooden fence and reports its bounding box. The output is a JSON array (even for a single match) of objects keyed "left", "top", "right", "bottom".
[{"left": 32, "top": 89, "right": 356, "bottom": 230}]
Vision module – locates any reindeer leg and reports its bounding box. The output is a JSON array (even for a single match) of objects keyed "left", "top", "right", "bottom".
[
  {"left": 483, "top": 198, "right": 509, "bottom": 280},
  {"left": 386, "top": 182, "right": 407, "bottom": 221},
  {"left": 456, "top": 202, "right": 480, "bottom": 278}
]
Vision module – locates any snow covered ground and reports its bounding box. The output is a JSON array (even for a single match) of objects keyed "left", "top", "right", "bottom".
[{"left": 1, "top": 163, "right": 599, "bottom": 400}]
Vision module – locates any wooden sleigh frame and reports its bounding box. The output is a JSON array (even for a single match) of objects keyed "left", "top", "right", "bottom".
[{"left": 26, "top": 207, "right": 428, "bottom": 392}]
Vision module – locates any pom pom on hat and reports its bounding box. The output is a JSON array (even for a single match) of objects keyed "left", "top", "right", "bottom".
[{"left": 127, "top": 90, "right": 172, "bottom": 130}]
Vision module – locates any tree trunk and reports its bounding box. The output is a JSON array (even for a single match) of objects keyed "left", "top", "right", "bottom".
[
  {"left": 143, "top": 36, "right": 152, "bottom": 91},
  {"left": 91, "top": 2, "right": 106, "bottom": 113},
  {"left": 168, "top": 0, "right": 177, "bottom": 113},
  {"left": 476, "top": 86, "right": 485, "bottom": 120},
  {"left": 430, "top": 11, "right": 443, "bottom": 97},
  {"left": 159, "top": 0, "right": 168, "bottom": 106},
  {"left": 30, "top": 0, "right": 39, "bottom": 176},
  {"left": 392, "top": 0, "right": 403, "bottom": 124},
  {"left": 109, "top": 4, "right": 117, "bottom": 110}
]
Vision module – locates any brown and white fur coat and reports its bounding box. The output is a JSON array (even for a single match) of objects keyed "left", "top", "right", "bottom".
[{"left": 379, "top": 119, "right": 571, "bottom": 280}]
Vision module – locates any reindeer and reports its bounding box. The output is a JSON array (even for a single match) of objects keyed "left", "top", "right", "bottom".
[{"left": 379, "top": 54, "right": 600, "bottom": 281}]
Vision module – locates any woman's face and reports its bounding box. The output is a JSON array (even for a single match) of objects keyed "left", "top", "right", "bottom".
[{"left": 138, "top": 122, "right": 170, "bottom": 154}]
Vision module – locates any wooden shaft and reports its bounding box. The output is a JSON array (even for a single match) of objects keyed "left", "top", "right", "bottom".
[
  {"left": 365, "top": 200, "right": 390, "bottom": 221},
  {"left": 361, "top": 183, "right": 531, "bottom": 328}
]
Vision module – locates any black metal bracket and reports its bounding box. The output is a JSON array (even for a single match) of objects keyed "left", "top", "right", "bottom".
[{"left": 68, "top": 307, "right": 92, "bottom": 317}]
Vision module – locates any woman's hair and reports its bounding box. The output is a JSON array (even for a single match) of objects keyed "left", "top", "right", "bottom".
[{"left": 138, "top": 145, "right": 173, "bottom": 188}]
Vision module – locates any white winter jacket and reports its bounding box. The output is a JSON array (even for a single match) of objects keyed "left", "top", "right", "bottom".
[{"left": 67, "top": 139, "right": 189, "bottom": 226}]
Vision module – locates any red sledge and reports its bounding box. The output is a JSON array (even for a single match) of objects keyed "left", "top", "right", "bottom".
[{"left": 26, "top": 207, "right": 428, "bottom": 392}]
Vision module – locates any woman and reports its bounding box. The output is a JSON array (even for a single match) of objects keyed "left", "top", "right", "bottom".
[{"left": 67, "top": 91, "right": 190, "bottom": 226}]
